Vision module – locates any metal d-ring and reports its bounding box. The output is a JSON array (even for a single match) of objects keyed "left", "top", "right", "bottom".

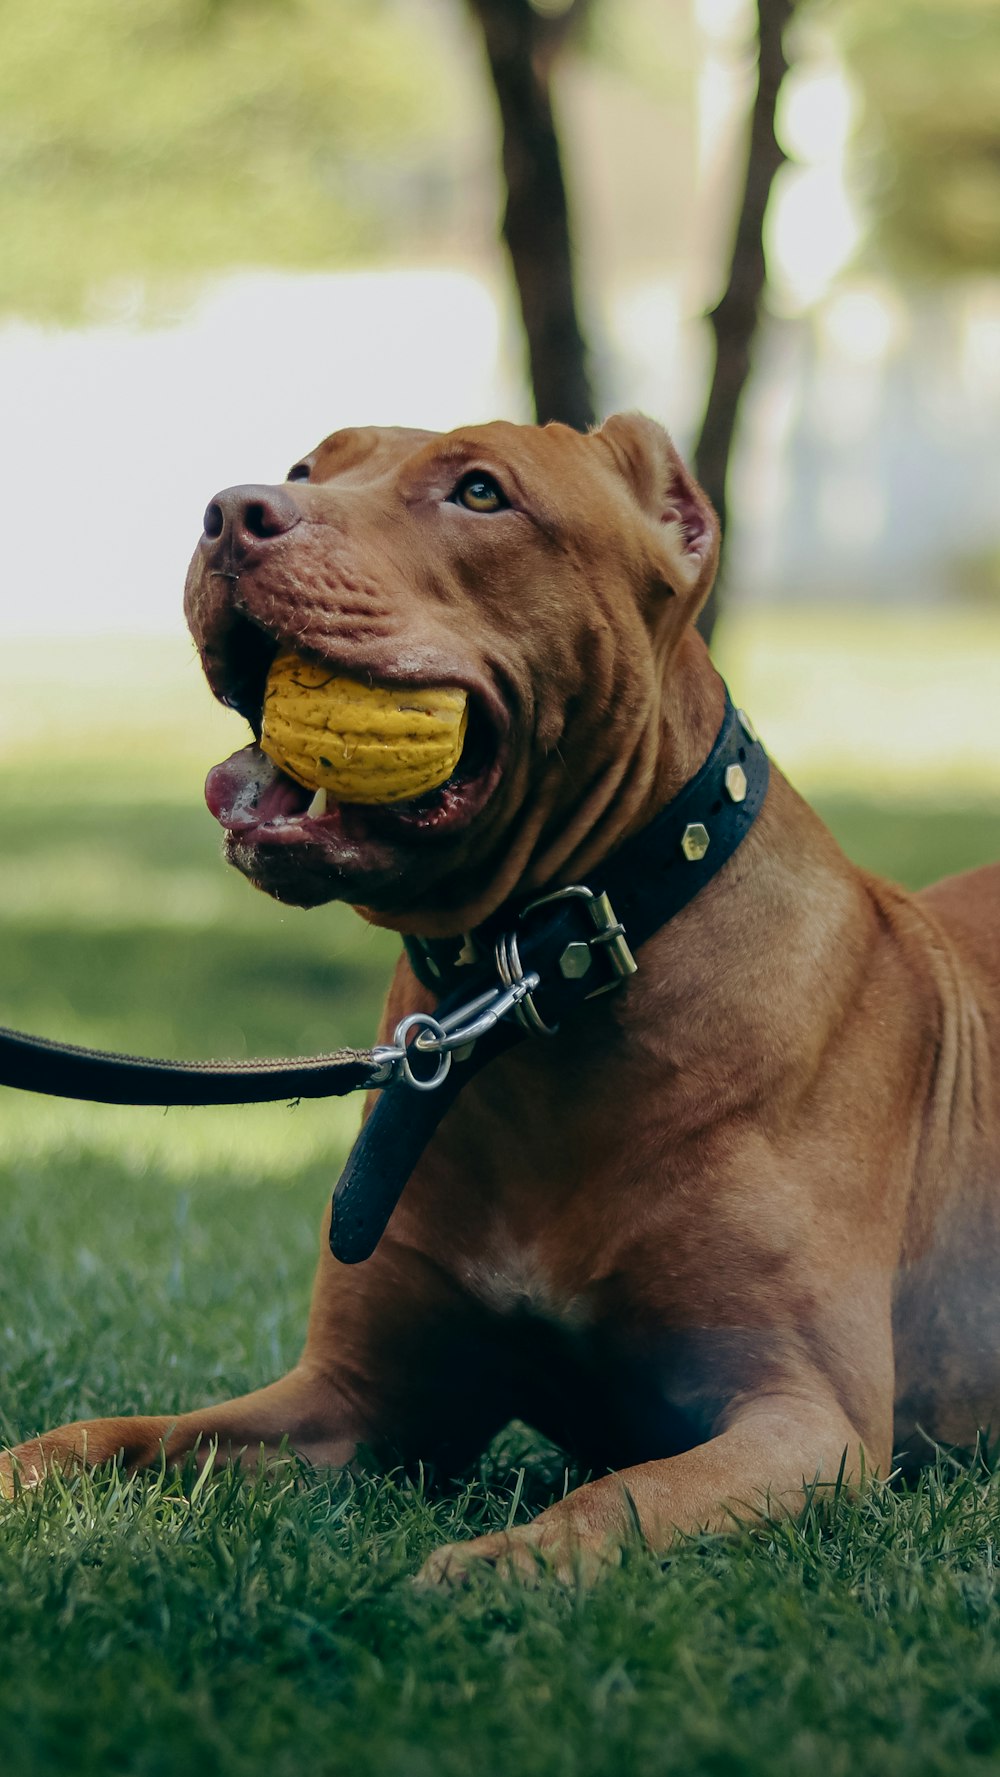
[
  {"left": 495, "top": 929, "right": 559, "bottom": 1037},
  {"left": 392, "top": 1012, "right": 453, "bottom": 1092}
]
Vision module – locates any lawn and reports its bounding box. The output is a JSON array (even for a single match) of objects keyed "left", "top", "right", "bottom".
[{"left": 1, "top": 619, "right": 999, "bottom": 1776}]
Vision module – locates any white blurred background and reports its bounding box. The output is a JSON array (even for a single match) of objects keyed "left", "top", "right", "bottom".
[{"left": 0, "top": 0, "right": 997, "bottom": 795}]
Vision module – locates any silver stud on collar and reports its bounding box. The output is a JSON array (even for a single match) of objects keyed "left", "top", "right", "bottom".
[
  {"left": 736, "top": 708, "right": 758, "bottom": 743},
  {"left": 681, "top": 821, "right": 711, "bottom": 862},
  {"left": 724, "top": 762, "right": 748, "bottom": 804}
]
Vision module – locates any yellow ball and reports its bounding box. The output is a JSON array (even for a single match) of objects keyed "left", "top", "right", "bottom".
[{"left": 260, "top": 653, "right": 469, "bottom": 805}]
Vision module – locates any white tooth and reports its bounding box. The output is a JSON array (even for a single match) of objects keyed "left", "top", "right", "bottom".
[{"left": 306, "top": 788, "right": 327, "bottom": 819}]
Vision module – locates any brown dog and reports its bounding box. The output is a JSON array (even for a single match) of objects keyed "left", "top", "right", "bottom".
[{"left": 4, "top": 414, "right": 999, "bottom": 1584}]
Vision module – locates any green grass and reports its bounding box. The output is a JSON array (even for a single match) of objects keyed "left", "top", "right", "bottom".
[
  {"left": 1, "top": 629, "right": 999, "bottom": 1775},
  {"left": 4, "top": 1454, "right": 1000, "bottom": 1777}
]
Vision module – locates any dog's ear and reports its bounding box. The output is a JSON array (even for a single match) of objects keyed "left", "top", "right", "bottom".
[{"left": 595, "top": 412, "right": 719, "bottom": 601}]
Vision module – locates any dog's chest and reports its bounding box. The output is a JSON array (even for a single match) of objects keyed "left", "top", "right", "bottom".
[
  {"left": 459, "top": 1237, "right": 592, "bottom": 1329},
  {"left": 431, "top": 1066, "right": 691, "bottom": 1334},
  {"left": 454, "top": 1232, "right": 711, "bottom": 1464}
]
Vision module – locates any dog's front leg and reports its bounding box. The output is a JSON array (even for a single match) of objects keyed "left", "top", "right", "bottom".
[
  {"left": 417, "top": 1394, "right": 883, "bottom": 1587},
  {"left": 1, "top": 1220, "right": 515, "bottom": 1496},
  {"left": 0, "top": 1362, "right": 363, "bottom": 1496}
]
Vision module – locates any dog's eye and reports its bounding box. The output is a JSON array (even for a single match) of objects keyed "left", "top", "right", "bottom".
[
  {"left": 451, "top": 472, "right": 508, "bottom": 513},
  {"left": 286, "top": 463, "right": 311, "bottom": 483}
]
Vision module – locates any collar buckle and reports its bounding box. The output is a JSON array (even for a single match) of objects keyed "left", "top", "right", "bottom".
[
  {"left": 383, "top": 884, "right": 639, "bottom": 1086},
  {"left": 498, "top": 884, "right": 638, "bottom": 1035},
  {"left": 576, "top": 887, "right": 639, "bottom": 995}
]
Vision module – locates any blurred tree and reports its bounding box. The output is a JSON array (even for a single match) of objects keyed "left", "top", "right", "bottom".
[
  {"left": 466, "top": 0, "right": 595, "bottom": 430},
  {"left": 466, "top": 0, "right": 796, "bottom": 647},
  {"left": 7, "top": 0, "right": 801, "bottom": 644},
  {"left": 837, "top": 0, "right": 1000, "bottom": 276},
  {"left": 695, "top": 0, "right": 795, "bottom": 644},
  {"left": 0, "top": 0, "right": 455, "bottom": 319}
]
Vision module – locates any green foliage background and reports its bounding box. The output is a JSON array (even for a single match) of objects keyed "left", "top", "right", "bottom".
[
  {"left": 824, "top": 0, "right": 1000, "bottom": 276},
  {"left": 4, "top": 0, "right": 999, "bottom": 325},
  {"left": 0, "top": 0, "right": 460, "bottom": 319}
]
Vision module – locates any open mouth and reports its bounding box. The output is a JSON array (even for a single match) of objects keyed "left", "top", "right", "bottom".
[
  {"left": 201, "top": 621, "right": 506, "bottom": 876},
  {"left": 206, "top": 702, "right": 499, "bottom": 843}
]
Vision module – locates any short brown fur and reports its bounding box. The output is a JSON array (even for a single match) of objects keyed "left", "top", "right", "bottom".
[{"left": 4, "top": 414, "right": 999, "bottom": 1585}]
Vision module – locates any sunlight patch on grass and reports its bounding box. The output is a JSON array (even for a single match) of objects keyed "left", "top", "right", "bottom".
[
  {"left": 0, "top": 1092, "right": 361, "bottom": 1180},
  {"left": 716, "top": 606, "right": 1000, "bottom": 798},
  {"left": 3, "top": 618, "right": 994, "bottom": 799},
  {"left": 3, "top": 612, "right": 999, "bottom": 800},
  {"left": 0, "top": 636, "right": 234, "bottom": 784},
  {"left": 0, "top": 851, "right": 235, "bottom": 929}
]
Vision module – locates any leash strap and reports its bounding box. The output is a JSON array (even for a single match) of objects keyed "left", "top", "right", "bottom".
[
  {"left": 329, "top": 1017, "right": 524, "bottom": 1263},
  {"left": 0, "top": 1025, "right": 387, "bottom": 1107}
]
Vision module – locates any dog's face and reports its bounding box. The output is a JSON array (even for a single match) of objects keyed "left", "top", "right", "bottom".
[{"left": 185, "top": 413, "right": 719, "bottom": 934}]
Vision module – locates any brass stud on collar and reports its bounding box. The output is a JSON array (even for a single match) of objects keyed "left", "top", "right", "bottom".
[
  {"left": 681, "top": 821, "right": 711, "bottom": 862},
  {"left": 724, "top": 762, "right": 748, "bottom": 804},
  {"left": 736, "top": 708, "right": 758, "bottom": 743},
  {"left": 559, "top": 941, "right": 593, "bottom": 981}
]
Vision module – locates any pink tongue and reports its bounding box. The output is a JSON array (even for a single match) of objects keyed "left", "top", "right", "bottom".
[{"left": 205, "top": 744, "right": 311, "bottom": 830}]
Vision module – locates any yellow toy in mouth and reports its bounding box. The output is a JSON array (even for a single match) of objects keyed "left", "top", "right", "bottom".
[{"left": 260, "top": 653, "right": 469, "bottom": 805}]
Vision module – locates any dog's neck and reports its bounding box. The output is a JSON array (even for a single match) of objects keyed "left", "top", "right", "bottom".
[
  {"left": 414, "top": 623, "right": 877, "bottom": 1129},
  {"left": 356, "top": 625, "right": 727, "bottom": 938},
  {"left": 517, "top": 626, "right": 728, "bottom": 901},
  {"left": 608, "top": 760, "right": 877, "bottom": 1143}
]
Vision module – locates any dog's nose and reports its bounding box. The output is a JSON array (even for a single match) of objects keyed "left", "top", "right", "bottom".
[{"left": 200, "top": 484, "right": 301, "bottom": 555}]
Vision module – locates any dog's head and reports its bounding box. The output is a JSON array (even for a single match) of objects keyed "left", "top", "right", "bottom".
[{"left": 185, "top": 413, "right": 719, "bottom": 935}]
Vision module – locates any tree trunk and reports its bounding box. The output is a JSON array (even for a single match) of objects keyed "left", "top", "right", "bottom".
[
  {"left": 467, "top": 0, "right": 595, "bottom": 431},
  {"left": 695, "top": 0, "right": 794, "bottom": 644}
]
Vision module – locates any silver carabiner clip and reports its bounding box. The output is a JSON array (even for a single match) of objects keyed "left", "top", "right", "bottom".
[
  {"left": 368, "top": 969, "right": 543, "bottom": 1091},
  {"left": 392, "top": 1012, "right": 453, "bottom": 1092}
]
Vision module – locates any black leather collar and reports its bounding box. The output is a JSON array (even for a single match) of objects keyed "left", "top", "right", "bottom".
[
  {"left": 329, "top": 688, "right": 769, "bottom": 1263},
  {"left": 405, "top": 689, "right": 767, "bottom": 1013}
]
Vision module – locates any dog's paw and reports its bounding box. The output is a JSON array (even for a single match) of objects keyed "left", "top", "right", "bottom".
[
  {"left": 0, "top": 1449, "right": 34, "bottom": 1500},
  {"left": 0, "top": 1441, "right": 50, "bottom": 1499},
  {"left": 415, "top": 1527, "right": 545, "bottom": 1589},
  {"left": 415, "top": 1521, "right": 619, "bottom": 1590}
]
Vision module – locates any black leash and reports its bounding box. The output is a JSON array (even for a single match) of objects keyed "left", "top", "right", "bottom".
[
  {"left": 0, "top": 693, "right": 768, "bottom": 1265},
  {"left": 0, "top": 1027, "right": 385, "bottom": 1107}
]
